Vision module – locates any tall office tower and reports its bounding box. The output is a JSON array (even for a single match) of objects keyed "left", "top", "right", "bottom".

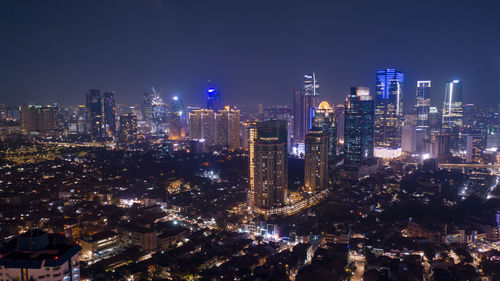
[
  {"left": 86, "top": 89, "right": 104, "bottom": 140},
  {"left": 304, "top": 129, "right": 329, "bottom": 193},
  {"left": 188, "top": 109, "right": 216, "bottom": 145},
  {"left": 462, "top": 104, "right": 476, "bottom": 133},
  {"left": 293, "top": 73, "right": 320, "bottom": 143},
  {"left": 253, "top": 120, "right": 288, "bottom": 211},
  {"left": 76, "top": 105, "right": 86, "bottom": 134},
  {"left": 374, "top": 69, "right": 404, "bottom": 158},
  {"left": 466, "top": 134, "right": 485, "bottom": 163},
  {"left": 428, "top": 107, "right": 441, "bottom": 132},
  {"left": 402, "top": 125, "right": 417, "bottom": 154},
  {"left": 142, "top": 89, "right": 166, "bottom": 133},
  {"left": 335, "top": 104, "right": 345, "bottom": 151},
  {"left": 102, "top": 91, "right": 116, "bottom": 138},
  {"left": 442, "top": 80, "right": 463, "bottom": 132},
  {"left": 344, "top": 87, "right": 374, "bottom": 166},
  {"left": 20, "top": 105, "right": 59, "bottom": 135},
  {"left": 169, "top": 96, "right": 186, "bottom": 140},
  {"left": 119, "top": 113, "right": 137, "bottom": 142},
  {"left": 313, "top": 101, "right": 336, "bottom": 159},
  {"left": 415, "top": 81, "right": 431, "bottom": 130},
  {"left": 264, "top": 105, "right": 293, "bottom": 152},
  {"left": 206, "top": 82, "right": 221, "bottom": 110}
]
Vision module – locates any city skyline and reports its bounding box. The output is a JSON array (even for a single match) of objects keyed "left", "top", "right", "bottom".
[{"left": 1, "top": 0, "right": 500, "bottom": 107}]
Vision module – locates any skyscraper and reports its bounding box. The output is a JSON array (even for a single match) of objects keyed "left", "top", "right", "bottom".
[
  {"left": 344, "top": 87, "right": 374, "bottom": 166},
  {"left": 206, "top": 82, "right": 221, "bottom": 110},
  {"left": 142, "top": 89, "right": 167, "bottom": 133},
  {"left": 313, "top": 101, "right": 336, "bottom": 159},
  {"left": 253, "top": 120, "right": 288, "bottom": 212},
  {"left": 20, "top": 105, "right": 59, "bottom": 135},
  {"left": 293, "top": 73, "right": 319, "bottom": 143},
  {"left": 102, "top": 91, "right": 116, "bottom": 138},
  {"left": 169, "top": 96, "right": 186, "bottom": 140},
  {"left": 374, "top": 69, "right": 404, "bottom": 158},
  {"left": 86, "top": 89, "right": 104, "bottom": 140},
  {"left": 442, "top": 80, "right": 463, "bottom": 132},
  {"left": 415, "top": 81, "right": 431, "bottom": 131},
  {"left": 188, "top": 109, "right": 215, "bottom": 146},
  {"left": 304, "top": 129, "right": 329, "bottom": 193},
  {"left": 119, "top": 113, "right": 137, "bottom": 142}
]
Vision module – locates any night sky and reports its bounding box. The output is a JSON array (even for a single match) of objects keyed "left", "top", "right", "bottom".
[{"left": 1, "top": 0, "right": 500, "bottom": 109}]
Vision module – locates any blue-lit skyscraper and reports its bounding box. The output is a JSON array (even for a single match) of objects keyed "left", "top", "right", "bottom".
[
  {"left": 415, "top": 81, "right": 431, "bottom": 131},
  {"left": 374, "top": 69, "right": 404, "bottom": 158},
  {"left": 206, "top": 81, "right": 221, "bottom": 110},
  {"left": 86, "top": 89, "right": 104, "bottom": 140}
]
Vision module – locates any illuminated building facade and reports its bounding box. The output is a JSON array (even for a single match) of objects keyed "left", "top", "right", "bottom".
[
  {"left": 119, "top": 113, "right": 137, "bottom": 142},
  {"left": 253, "top": 120, "right": 288, "bottom": 211},
  {"left": 206, "top": 82, "right": 221, "bottom": 110},
  {"left": 415, "top": 81, "right": 431, "bottom": 130},
  {"left": 374, "top": 69, "right": 404, "bottom": 157},
  {"left": 20, "top": 104, "right": 59, "bottom": 135},
  {"left": 188, "top": 109, "right": 216, "bottom": 146},
  {"left": 0, "top": 230, "right": 81, "bottom": 281},
  {"left": 466, "top": 134, "right": 485, "bottom": 163},
  {"left": 304, "top": 129, "right": 329, "bottom": 193},
  {"left": 344, "top": 87, "right": 374, "bottom": 166},
  {"left": 313, "top": 101, "right": 336, "bottom": 159},
  {"left": 103, "top": 91, "right": 116, "bottom": 137},
  {"left": 293, "top": 73, "right": 319, "bottom": 143},
  {"left": 442, "top": 80, "right": 463, "bottom": 132},
  {"left": 142, "top": 89, "right": 167, "bottom": 133},
  {"left": 169, "top": 96, "right": 186, "bottom": 140}
]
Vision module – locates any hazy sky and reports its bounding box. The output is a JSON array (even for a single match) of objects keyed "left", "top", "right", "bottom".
[{"left": 1, "top": 0, "right": 500, "bottom": 109}]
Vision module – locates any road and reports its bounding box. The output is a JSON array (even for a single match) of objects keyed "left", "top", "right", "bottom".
[{"left": 351, "top": 253, "right": 366, "bottom": 281}]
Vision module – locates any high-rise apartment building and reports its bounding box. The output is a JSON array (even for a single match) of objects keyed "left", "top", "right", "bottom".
[
  {"left": 374, "top": 69, "right": 404, "bottom": 158},
  {"left": 188, "top": 109, "right": 216, "bottom": 146},
  {"left": 20, "top": 105, "right": 59, "bottom": 135},
  {"left": 415, "top": 81, "right": 431, "bottom": 130},
  {"left": 253, "top": 120, "right": 288, "bottom": 212},
  {"left": 304, "top": 129, "right": 329, "bottom": 193},
  {"left": 293, "top": 73, "right": 319, "bottom": 143},
  {"left": 119, "top": 113, "right": 137, "bottom": 142},
  {"left": 344, "top": 87, "right": 374, "bottom": 166}
]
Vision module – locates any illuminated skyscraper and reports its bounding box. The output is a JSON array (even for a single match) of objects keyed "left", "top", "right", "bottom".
[
  {"left": 169, "top": 96, "right": 186, "bottom": 140},
  {"left": 374, "top": 69, "right": 404, "bottom": 157},
  {"left": 142, "top": 89, "right": 167, "bottom": 133},
  {"left": 215, "top": 106, "right": 240, "bottom": 148},
  {"left": 102, "top": 91, "right": 116, "bottom": 137},
  {"left": 119, "top": 113, "right": 137, "bottom": 142},
  {"left": 442, "top": 80, "right": 463, "bottom": 132},
  {"left": 206, "top": 81, "right": 221, "bottom": 110},
  {"left": 313, "top": 101, "right": 336, "bottom": 159},
  {"left": 344, "top": 87, "right": 374, "bottom": 166},
  {"left": 415, "top": 81, "right": 431, "bottom": 130},
  {"left": 188, "top": 109, "right": 215, "bottom": 146},
  {"left": 304, "top": 129, "right": 329, "bottom": 193},
  {"left": 20, "top": 105, "right": 59, "bottom": 135},
  {"left": 253, "top": 120, "right": 288, "bottom": 212},
  {"left": 86, "top": 89, "right": 104, "bottom": 140},
  {"left": 293, "top": 73, "right": 319, "bottom": 143}
]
